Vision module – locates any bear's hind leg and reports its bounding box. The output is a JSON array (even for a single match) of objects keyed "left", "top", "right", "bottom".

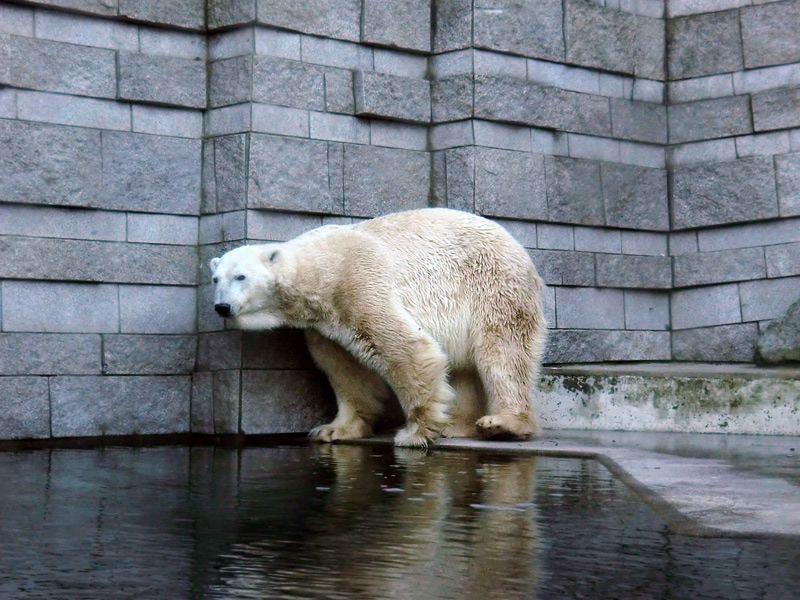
[
  {"left": 474, "top": 334, "right": 539, "bottom": 440},
  {"left": 305, "top": 330, "right": 388, "bottom": 442}
]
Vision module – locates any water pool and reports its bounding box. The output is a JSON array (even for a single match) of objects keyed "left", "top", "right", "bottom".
[{"left": 1, "top": 444, "right": 797, "bottom": 599}]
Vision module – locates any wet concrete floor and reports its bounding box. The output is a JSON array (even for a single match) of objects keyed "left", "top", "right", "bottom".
[{"left": 1, "top": 435, "right": 799, "bottom": 599}]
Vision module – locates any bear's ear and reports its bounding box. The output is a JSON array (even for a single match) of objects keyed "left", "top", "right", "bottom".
[
  {"left": 264, "top": 248, "right": 280, "bottom": 264},
  {"left": 209, "top": 257, "right": 220, "bottom": 273}
]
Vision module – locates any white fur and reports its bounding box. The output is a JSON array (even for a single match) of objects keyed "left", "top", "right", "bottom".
[{"left": 209, "top": 208, "right": 548, "bottom": 447}]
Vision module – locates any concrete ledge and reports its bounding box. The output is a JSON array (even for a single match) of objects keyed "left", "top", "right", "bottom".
[{"left": 539, "top": 362, "right": 800, "bottom": 435}]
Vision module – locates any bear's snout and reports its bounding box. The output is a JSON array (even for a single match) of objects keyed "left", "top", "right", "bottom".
[{"left": 215, "top": 303, "right": 232, "bottom": 317}]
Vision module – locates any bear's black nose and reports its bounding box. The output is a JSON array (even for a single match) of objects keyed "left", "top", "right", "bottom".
[{"left": 215, "top": 303, "right": 232, "bottom": 317}]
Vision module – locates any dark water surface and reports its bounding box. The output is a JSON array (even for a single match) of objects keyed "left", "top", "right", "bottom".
[{"left": 1, "top": 445, "right": 798, "bottom": 600}]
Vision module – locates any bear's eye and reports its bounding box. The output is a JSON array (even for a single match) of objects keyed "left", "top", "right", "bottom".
[
  {"left": 235, "top": 274, "right": 246, "bottom": 281},
  {"left": 212, "top": 277, "right": 218, "bottom": 284}
]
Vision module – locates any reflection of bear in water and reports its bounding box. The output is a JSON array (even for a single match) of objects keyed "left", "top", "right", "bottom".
[
  {"left": 212, "top": 446, "right": 543, "bottom": 600},
  {"left": 210, "top": 208, "right": 548, "bottom": 447}
]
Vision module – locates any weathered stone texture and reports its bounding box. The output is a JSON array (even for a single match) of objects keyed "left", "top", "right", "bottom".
[
  {"left": 362, "top": 0, "right": 430, "bottom": 52},
  {"left": 248, "top": 135, "right": 341, "bottom": 213},
  {"left": 565, "top": 0, "right": 636, "bottom": 74},
  {"left": 343, "top": 145, "right": 430, "bottom": 217},
  {"left": 431, "top": 75, "right": 474, "bottom": 123},
  {"left": 596, "top": 255, "right": 673, "bottom": 289},
  {"left": 474, "top": 76, "right": 612, "bottom": 136},
  {"left": 118, "top": 52, "right": 207, "bottom": 108},
  {"left": 252, "top": 56, "right": 325, "bottom": 111},
  {"left": 0, "top": 34, "right": 116, "bottom": 98},
  {"left": 354, "top": 70, "right": 431, "bottom": 123},
  {"left": 556, "top": 287, "right": 624, "bottom": 329},
  {"left": 776, "top": 153, "right": 800, "bottom": 217},
  {"left": 242, "top": 330, "right": 314, "bottom": 369},
  {"left": 433, "top": 0, "right": 472, "bottom": 53},
  {"left": 474, "top": 148, "right": 547, "bottom": 220},
  {"left": 752, "top": 86, "right": 800, "bottom": 132},
  {"left": 741, "top": 0, "right": 800, "bottom": 69},
  {"left": 545, "top": 157, "right": 604, "bottom": 226},
  {"left": 241, "top": 370, "right": 334, "bottom": 434},
  {"left": 213, "top": 370, "right": 240, "bottom": 433},
  {"left": 256, "top": 0, "right": 361, "bottom": 42},
  {"left": 756, "top": 297, "right": 800, "bottom": 364},
  {"left": 0, "top": 120, "right": 102, "bottom": 208},
  {"left": 0, "top": 333, "right": 100, "bottom": 375},
  {"left": 766, "top": 242, "right": 800, "bottom": 278},
  {"left": 671, "top": 283, "right": 743, "bottom": 330},
  {"left": 50, "top": 376, "right": 191, "bottom": 437},
  {"left": 601, "top": 164, "right": 669, "bottom": 231},
  {"left": 673, "top": 247, "right": 767, "bottom": 288},
  {"left": 528, "top": 249, "right": 596, "bottom": 286},
  {"left": 668, "top": 11, "right": 743, "bottom": 79},
  {"left": 119, "top": 0, "right": 205, "bottom": 29},
  {"left": 473, "top": 0, "right": 564, "bottom": 61},
  {"left": 102, "top": 132, "right": 202, "bottom": 215},
  {"left": 611, "top": 99, "right": 667, "bottom": 145},
  {"left": 208, "top": 0, "right": 255, "bottom": 28},
  {"left": 103, "top": 335, "right": 196, "bottom": 374},
  {"left": 544, "top": 330, "right": 671, "bottom": 363},
  {"left": 209, "top": 56, "right": 252, "bottom": 107},
  {"left": 668, "top": 96, "right": 753, "bottom": 144},
  {"left": 671, "top": 157, "right": 779, "bottom": 229},
  {"left": 674, "top": 323, "right": 760, "bottom": 362},
  {"left": 213, "top": 134, "right": 248, "bottom": 212},
  {"left": 324, "top": 68, "right": 356, "bottom": 114},
  {"left": 0, "top": 377, "right": 50, "bottom": 439}
]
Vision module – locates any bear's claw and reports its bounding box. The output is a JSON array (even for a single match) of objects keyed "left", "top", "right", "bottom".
[{"left": 475, "top": 414, "right": 534, "bottom": 440}]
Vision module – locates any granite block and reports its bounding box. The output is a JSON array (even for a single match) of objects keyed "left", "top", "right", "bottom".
[
  {"left": 667, "top": 10, "right": 743, "bottom": 80},
  {"left": 0, "top": 377, "right": 50, "bottom": 439},
  {"left": 756, "top": 297, "right": 800, "bottom": 364},
  {"left": 208, "top": 0, "right": 256, "bottom": 29},
  {"left": 2, "top": 281, "right": 119, "bottom": 333},
  {"left": 214, "top": 134, "right": 248, "bottom": 213},
  {"left": 354, "top": 70, "right": 431, "bottom": 123},
  {"left": 325, "top": 68, "right": 356, "bottom": 114},
  {"left": 444, "top": 147, "right": 475, "bottom": 212},
  {"left": 673, "top": 323, "right": 760, "bottom": 362},
  {"left": 191, "top": 371, "right": 214, "bottom": 434},
  {"left": 101, "top": 132, "right": 202, "bottom": 215},
  {"left": 537, "top": 223, "right": 574, "bottom": 250},
  {"left": 248, "top": 134, "right": 341, "bottom": 213},
  {"left": 103, "top": 334, "right": 196, "bottom": 374},
  {"left": 556, "top": 286, "right": 625, "bottom": 329},
  {"left": 601, "top": 163, "right": 669, "bottom": 231},
  {"left": 257, "top": 0, "right": 361, "bottom": 42},
  {"left": 621, "top": 231, "right": 668, "bottom": 256},
  {"left": 634, "top": 13, "right": 666, "bottom": 81},
  {"left": 241, "top": 370, "right": 334, "bottom": 434},
  {"left": 119, "top": 0, "right": 205, "bottom": 29},
  {"left": 740, "top": 276, "right": 800, "bottom": 322},
  {"left": 777, "top": 153, "right": 800, "bottom": 217},
  {"left": 254, "top": 27, "right": 300, "bottom": 59},
  {"left": 343, "top": 145, "right": 429, "bottom": 217},
  {"left": 474, "top": 147, "right": 547, "bottom": 220},
  {"left": 245, "top": 210, "right": 323, "bottom": 242},
  {"left": 698, "top": 217, "right": 800, "bottom": 252},
  {"left": 545, "top": 156, "right": 604, "bottom": 226},
  {"left": 527, "top": 249, "right": 596, "bottom": 286},
  {"left": 741, "top": 0, "right": 800, "bottom": 69},
  {"left": 433, "top": 0, "right": 472, "bottom": 52},
  {"left": 252, "top": 56, "right": 325, "bottom": 111},
  {"left": 33, "top": 12, "right": 137, "bottom": 52},
  {"left": 118, "top": 52, "right": 206, "bottom": 109},
  {"left": 473, "top": 0, "right": 564, "bottom": 62},
  {"left": 668, "top": 96, "right": 753, "bottom": 144},
  {"left": 209, "top": 56, "right": 253, "bottom": 107},
  {"left": 766, "top": 242, "right": 800, "bottom": 278},
  {"left": 309, "top": 112, "right": 369, "bottom": 144},
  {"left": 431, "top": 75, "right": 474, "bottom": 123},
  {"left": 197, "top": 331, "right": 243, "bottom": 371},
  {"left": 213, "top": 370, "right": 240, "bottom": 434},
  {"left": 370, "top": 121, "right": 428, "bottom": 150},
  {"left": 119, "top": 285, "right": 197, "bottom": 334},
  {"left": 361, "top": 0, "right": 430, "bottom": 52},
  {"left": 0, "top": 120, "right": 102, "bottom": 208},
  {"left": 132, "top": 105, "right": 203, "bottom": 138},
  {"left": 0, "top": 333, "right": 101, "bottom": 375},
  {"left": 18, "top": 89, "right": 130, "bottom": 130},
  {"left": 624, "top": 290, "right": 670, "bottom": 330},
  {"left": 752, "top": 86, "right": 800, "bottom": 132},
  {"left": 50, "top": 376, "right": 191, "bottom": 437},
  {"left": 736, "top": 131, "right": 792, "bottom": 158},
  {"left": 0, "top": 204, "right": 125, "bottom": 242},
  {"left": 126, "top": 214, "right": 198, "bottom": 245},
  {"left": 671, "top": 283, "right": 742, "bottom": 330},
  {"left": 596, "top": 254, "right": 673, "bottom": 289},
  {"left": 0, "top": 34, "right": 116, "bottom": 98},
  {"left": 610, "top": 99, "right": 667, "bottom": 144},
  {"left": 565, "top": 0, "right": 636, "bottom": 74},
  {"left": 673, "top": 247, "right": 767, "bottom": 288},
  {"left": 544, "top": 329, "right": 671, "bottom": 363},
  {"left": 670, "top": 157, "right": 779, "bottom": 229},
  {"left": 574, "top": 227, "right": 621, "bottom": 253}
]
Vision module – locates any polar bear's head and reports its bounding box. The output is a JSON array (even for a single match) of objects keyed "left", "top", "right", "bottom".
[{"left": 209, "top": 244, "right": 286, "bottom": 330}]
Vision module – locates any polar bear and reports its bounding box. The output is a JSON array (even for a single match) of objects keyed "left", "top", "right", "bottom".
[{"left": 209, "top": 208, "right": 547, "bottom": 447}]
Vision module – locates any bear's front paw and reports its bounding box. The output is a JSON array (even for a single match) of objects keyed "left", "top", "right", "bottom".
[
  {"left": 476, "top": 414, "right": 535, "bottom": 440},
  {"left": 393, "top": 423, "right": 438, "bottom": 448},
  {"left": 308, "top": 420, "right": 372, "bottom": 443}
]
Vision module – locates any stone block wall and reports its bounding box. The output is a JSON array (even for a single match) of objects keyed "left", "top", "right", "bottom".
[{"left": 1, "top": 0, "right": 799, "bottom": 440}]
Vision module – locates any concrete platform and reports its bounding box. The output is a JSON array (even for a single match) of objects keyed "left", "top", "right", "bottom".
[
  {"left": 538, "top": 362, "right": 800, "bottom": 435},
  {"left": 349, "top": 429, "right": 800, "bottom": 539}
]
